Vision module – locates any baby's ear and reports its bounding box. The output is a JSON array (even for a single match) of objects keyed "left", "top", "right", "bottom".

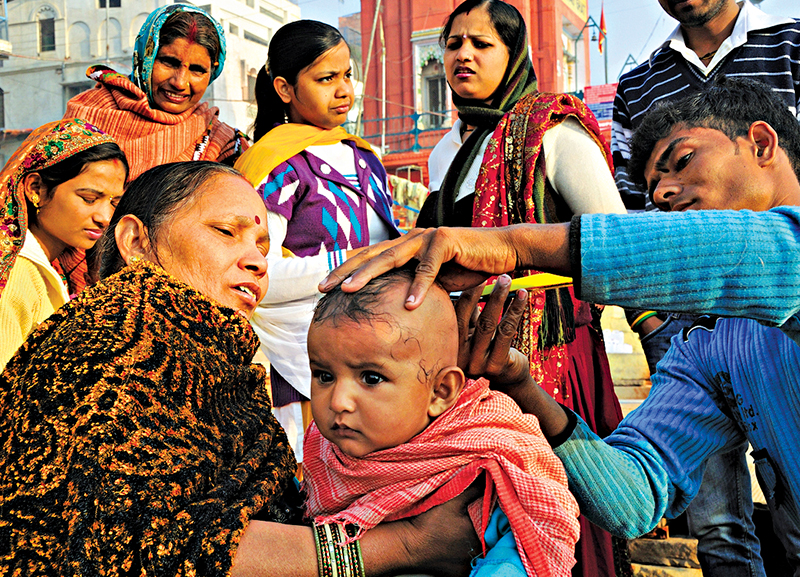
[{"left": 428, "top": 366, "right": 465, "bottom": 418}]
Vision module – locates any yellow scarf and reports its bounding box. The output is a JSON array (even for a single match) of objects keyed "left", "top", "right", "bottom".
[{"left": 234, "top": 124, "right": 375, "bottom": 188}]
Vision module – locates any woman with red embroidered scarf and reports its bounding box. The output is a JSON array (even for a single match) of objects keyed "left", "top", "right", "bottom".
[{"left": 418, "top": 1, "right": 628, "bottom": 575}]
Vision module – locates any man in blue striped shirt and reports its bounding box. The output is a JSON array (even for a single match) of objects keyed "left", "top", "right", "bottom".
[{"left": 612, "top": 0, "right": 800, "bottom": 211}]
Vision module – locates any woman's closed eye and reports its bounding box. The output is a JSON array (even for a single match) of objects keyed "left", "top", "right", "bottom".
[
  {"left": 213, "top": 226, "right": 234, "bottom": 237},
  {"left": 157, "top": 56, "right": 181, "bottom": 68}
]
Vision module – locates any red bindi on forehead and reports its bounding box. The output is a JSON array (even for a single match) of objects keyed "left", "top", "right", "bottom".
[{"left": 255, "top": 215, "right": 261, "bottom": 225}]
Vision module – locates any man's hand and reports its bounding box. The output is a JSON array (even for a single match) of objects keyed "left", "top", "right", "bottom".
[
  {"left": 454, "top": 275, "right": 533, "bottom": 391},
  {"left": 319, "top": 227, "right": 520, "bottom": 309}
]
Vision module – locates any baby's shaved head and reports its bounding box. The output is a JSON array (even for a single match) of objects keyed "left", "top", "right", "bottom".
[{"left": 312, "top": 265, "right": 459, "bottom": 372}]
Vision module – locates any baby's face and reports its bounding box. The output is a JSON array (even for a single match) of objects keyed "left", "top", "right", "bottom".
[{"left": 308, "top": 285, "right": 450, "bottom": 458}]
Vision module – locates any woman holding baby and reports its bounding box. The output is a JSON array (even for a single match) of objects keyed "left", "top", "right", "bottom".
[{"left": 0, "top": 160, "right": 481, "bottom": 576}]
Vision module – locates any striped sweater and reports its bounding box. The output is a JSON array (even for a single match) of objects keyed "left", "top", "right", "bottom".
[
  {"left": 611, "top": 3, "right": 800, "bottom": 209},
  {"left": 574, "top": 208, "right": 800, "bottom": 341},
  {"left": 553, "top": 316, "right": 800, "bottom": 556},
  {"left": 554, "top": 208, "right": 800, "bottom": 556}
]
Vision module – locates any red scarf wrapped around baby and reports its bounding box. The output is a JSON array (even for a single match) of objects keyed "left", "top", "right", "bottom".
[{"left": 303, "top": 376, "right": 580, "bottom": 577}]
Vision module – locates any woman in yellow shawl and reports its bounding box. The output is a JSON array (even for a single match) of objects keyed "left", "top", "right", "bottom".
[{"left": 0, "top": 118, "right": 127, "bottom": 367}]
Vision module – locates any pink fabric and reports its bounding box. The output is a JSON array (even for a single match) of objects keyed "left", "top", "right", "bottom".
[{"left": 303, "top": 378, "right": 580, "bottom": 577}]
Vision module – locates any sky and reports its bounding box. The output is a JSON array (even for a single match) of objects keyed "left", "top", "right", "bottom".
[{"left": 295, "top": 0, "right": 800, "bottom": 87}]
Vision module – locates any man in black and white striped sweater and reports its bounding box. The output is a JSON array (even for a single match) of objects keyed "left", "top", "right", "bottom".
[
  {"left": 611, "top": 3, "right": 800, "bottom": 576},
  {"left": 612, "top": 0, "right": 800, "bottom": 212}
]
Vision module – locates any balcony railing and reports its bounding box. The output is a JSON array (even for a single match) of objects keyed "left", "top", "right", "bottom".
[{"left": 343, "top": 110, "right": 454, "bottom": 154}]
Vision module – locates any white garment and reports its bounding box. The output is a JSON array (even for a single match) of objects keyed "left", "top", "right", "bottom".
[
  {"left": 427, "top": 117, "right": 626, "bottom": 216},
  {"left": 664, "top": 1, "right": 793, "bottom": 76}
]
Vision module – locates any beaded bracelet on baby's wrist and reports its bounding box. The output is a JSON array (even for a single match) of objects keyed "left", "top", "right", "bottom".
[{"left": 313, "top": 522, "right": 366, "bottom": 577}]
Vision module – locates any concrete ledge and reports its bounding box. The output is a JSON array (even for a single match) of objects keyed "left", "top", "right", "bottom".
[
  {"left": 629, "top": 537, "right": 700, "bottom": 568},
  {"left": 631, "top": 564, "right": 703, "bottom": 577}
]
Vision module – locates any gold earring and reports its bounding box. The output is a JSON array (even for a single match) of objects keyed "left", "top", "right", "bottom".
[
  {"left": 30, "top": 193, "right": 39, "bottom": 208},
  {"left": 129, "top": 255, "right": 142, "bottom": 264}
]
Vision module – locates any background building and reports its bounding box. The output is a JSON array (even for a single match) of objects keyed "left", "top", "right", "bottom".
[
  {"left": 0, "top": 0, "right": 300, "bottom": 163},
  {"left": 356, "top": 0, "right": 599, "bottom": 181}
]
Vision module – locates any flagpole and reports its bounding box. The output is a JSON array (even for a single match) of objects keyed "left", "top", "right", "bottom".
[{"left": 600, "top": 2, "right": 608, "bottom": 83}]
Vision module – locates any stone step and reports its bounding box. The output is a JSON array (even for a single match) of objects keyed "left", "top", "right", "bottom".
[
  {"left": 631, "top": 564, "right": 703, "bottom": 577},
  {"left": 615, "top": 384, "right": 652, "bottom": 399},
  {"left": 629, "top": 537, "right": 700, "bottom": 569}
]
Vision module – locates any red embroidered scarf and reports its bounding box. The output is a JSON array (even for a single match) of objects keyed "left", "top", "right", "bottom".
[{"left": 471, "top": 92, "right": 612, "bottom": 389}]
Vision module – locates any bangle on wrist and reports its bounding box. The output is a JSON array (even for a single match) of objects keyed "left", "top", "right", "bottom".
[
  {"left": 630, "top": 311, "right": 658, "bottom": 330},
  {"left": 314, "top": 522, "right": 365, "bottom": 577}
]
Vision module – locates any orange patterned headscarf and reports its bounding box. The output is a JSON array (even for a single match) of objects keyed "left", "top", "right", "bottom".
[{"left": 0, "top": 118, "right": 117, "bottom": 296}]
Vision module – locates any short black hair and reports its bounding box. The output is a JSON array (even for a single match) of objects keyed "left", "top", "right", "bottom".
[
  {"left": 628, "top": 76, "right": 800, "bottom": 189},
  {"left": 312, "top": 266, "right": 418, "bottom": 328}
]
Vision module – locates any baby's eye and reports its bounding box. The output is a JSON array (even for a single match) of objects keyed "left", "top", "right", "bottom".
[
  {"left": 362, "top": 372, "right": 385, "bottom": 386},
  {"left": 313, "top": 370, "right": 335, "bottom": 385}
]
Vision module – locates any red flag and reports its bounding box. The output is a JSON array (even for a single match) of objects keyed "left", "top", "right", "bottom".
[{"left": 599, "top": 2, "right": 606, "bottom": 54}]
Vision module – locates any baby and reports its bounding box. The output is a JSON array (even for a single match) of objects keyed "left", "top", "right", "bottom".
[{"left": 302, "top": 267, "right": 580, "bottom": 577}]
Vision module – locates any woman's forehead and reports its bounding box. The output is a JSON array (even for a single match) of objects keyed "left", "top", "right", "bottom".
[{"left": 185, "top": 175, "right": 267, "bottom": 220}]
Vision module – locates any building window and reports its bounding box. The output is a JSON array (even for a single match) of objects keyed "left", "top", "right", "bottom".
[
  {"left": 246, "top": 0, "right": 254, "bottom": 7},
  {"left": 99, "top": 0, "right": 121, "bottom": 6},
  {"left": 39, "top": 18, "right": 55, "bottom": 52},
  {"left": 260, "top": 6, "right": 282, "bottom": 22},
  {"left": 244, "top": 30, "right": 269, "bottom": 47},
  {"left": 65, "top": 82, "right": 93, "bottom": 102},
  {"left": 229, "top": 23, "right": 239, "bottom": 36},
  {"left": 247, "top": 68, "right": 257, "bottom": 102},
  {"left": 421, "top": 60, "right": 446, "bottom": 128}
]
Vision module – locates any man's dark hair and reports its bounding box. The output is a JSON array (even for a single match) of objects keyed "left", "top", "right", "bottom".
[
  {"left": 313, "top": 265, "right": 420, "bottom": 328},
  {"left": 628, "top": 76, "right": 800, "bottom": 188}
]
